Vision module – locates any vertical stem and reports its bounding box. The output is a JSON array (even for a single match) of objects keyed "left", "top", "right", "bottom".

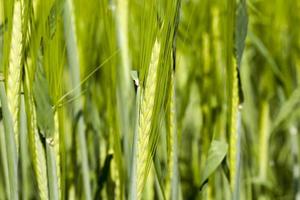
[
  {"left": 0, "top": 82, "right": 18, "bottom": 200},
  {"left": 116, "top": 0, "right": 132, "bottom": 181},
  {"left": 258, "top": 101, "right": 269, "bottom": 200},
  {"left": 20, "top": 92, "right": 29, "bottom": 200},
  {"left": 258, "top": 101, "right": 269, "bottom": 181},
  {"left": 45, "top": 143, "right": 59, "bottom": 200},
  {"left": 0, "top": 120, "right": 10, "bottom": 198},
  {"left": 63, "top": 0, "right": 91, "bottom": 199},
  {"left": 129, "top": 83, "right": 140, "bottom": 200}
]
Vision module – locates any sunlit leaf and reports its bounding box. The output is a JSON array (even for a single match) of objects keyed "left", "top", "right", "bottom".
[
  {"left": 33, "top": 51, "right": 55, "bottom": 138},
  {"left": 200, "top": 140, "right": 228, "bottom": 188}
]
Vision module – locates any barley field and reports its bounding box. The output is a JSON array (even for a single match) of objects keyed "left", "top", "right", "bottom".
[{"left": 0, "top": 0, "right": 300, "bottom": 199}]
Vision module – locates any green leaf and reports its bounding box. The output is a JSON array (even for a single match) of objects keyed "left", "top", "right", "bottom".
[
  {"left": 235, "top": 0, "right": 248, "bottom": 69},
  {"left": 33, "top": 51, "right": 55, "bottom": 138},
  {"left": 235, "top": 0, "right": 248, "bottom": 104},
  {"left": 48, "top": 0, "right": 65, "bottom": 39},
  {"left": 200, "top": 140, "right": 228, "bottom": 188}
]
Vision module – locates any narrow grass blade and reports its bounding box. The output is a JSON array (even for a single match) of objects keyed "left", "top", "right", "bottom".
[{"left": 0, "top": 82, "right": 18, "bottom": 200}]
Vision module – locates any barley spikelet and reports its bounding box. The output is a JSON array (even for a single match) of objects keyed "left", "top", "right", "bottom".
[
  {"left": 7, "top": 0, "right": 23, "bottom": 152},
  {"left": 136, "top": 39, "right": 161, "bottom": 199}
]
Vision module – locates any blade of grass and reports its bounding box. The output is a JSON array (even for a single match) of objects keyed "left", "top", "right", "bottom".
[
  {"left": 19, "top": 91, "right": 29, "bottom": 200},
  {"left": 7, "top": 0, "right": 23, "bottom": 154},
  {"left": 0, "top": 120, "right": 10, "bottom": 199},
  {"left": 116, "top": 0, "right": 133, "bottom": 183},
  {"left": 0, "top": 80, "right": 18, "bottom": 200}
]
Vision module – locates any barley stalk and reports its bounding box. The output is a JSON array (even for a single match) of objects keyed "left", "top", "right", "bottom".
[
  {"left": 53, "top": 112, "right": 61, "bottom": 199},
  {"left": 116, "top": 0, "right": 130, "bottom": 88},
  {"left": 258, "top": 101, "right": 269, "bottom": 181},
  {"left": 0, "top": 121, "right": 10, "bottom": 198},
  {"left": 63, "top": 0, "right": 92, "bottom": 199},
  {"left": 7, "top": 0, "right": 23, "bottom": 153},
  {"left": 116, "top": 0, "right": 132, "bottom": 179},
  {"left": 136, "top": 38, "right": 161, "bottom": 199},
  {"left": 19, "top": 90, "right": 27, "bottom": 200},
  {"left": 0, "top": 82, "right": 18, "bottom": 200}
]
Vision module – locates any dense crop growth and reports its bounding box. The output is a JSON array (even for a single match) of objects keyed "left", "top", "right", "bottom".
[{"left": 0, "top": 0, "right": 300, "bottom": 199}]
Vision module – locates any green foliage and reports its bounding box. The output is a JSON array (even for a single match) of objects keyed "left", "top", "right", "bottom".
[
  {"left": 33, "top": 50, "right": 54, "bottom": 138},
  {"left": 200, "top": 140, "right": 228, "bottom": 188},
  {"left": 0, "top": 0, "right": 299, "bottom": 199}
]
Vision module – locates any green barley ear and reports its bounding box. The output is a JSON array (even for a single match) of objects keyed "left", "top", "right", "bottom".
[
  {"left": 134, "top": 1, "right": 181, "bottom": 199},
  {"left": 136, "top": 38, "right": 161, "bottom": 199},
  {"left": 24, "top": 61, "right": 49, "bottom": 200},
  {"left": 227, "top": 0, "right": 247, "bottom": 198},
  {"left": 7, "top": 0, "right": 23, "bottom": 153}
]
